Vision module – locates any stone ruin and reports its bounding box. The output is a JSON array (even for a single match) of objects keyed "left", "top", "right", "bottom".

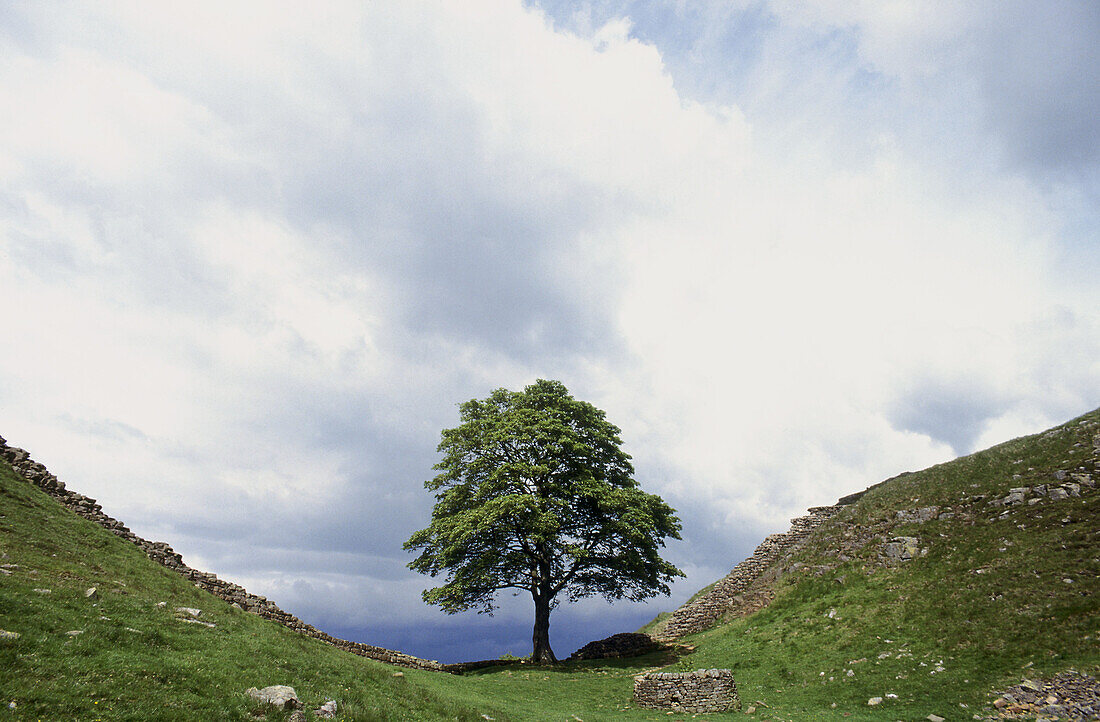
[
  {"left": 634, "top": 669, "right": 739, "bottom": 713},
  {"left": 0, "top": 435, "right": 442, "bottom": 672},
  {"left": 567, "top": 632, "right": 669, "bottom": 661}
]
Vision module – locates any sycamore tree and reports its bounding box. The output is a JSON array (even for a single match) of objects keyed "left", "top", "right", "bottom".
[{"left": 404, "top": 379, "right": 683, "bottom": 664}]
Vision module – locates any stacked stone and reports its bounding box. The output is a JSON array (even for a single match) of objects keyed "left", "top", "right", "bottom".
[
  {"left": 0, "top": 435, "right": 443, "bottom": 672},
  {"left": 633, "top": 669, "right": 739, "bottom": 713},
  {"left": 567, "top": 632, "right": 668, "bottom": 661},
  {"left": 657, "top": 505, "right": 843, "bottom": 640}
]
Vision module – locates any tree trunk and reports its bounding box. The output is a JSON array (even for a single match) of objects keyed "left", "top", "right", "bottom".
[{"left": 531, "top": 592, "right": 557, "bottom": 664}]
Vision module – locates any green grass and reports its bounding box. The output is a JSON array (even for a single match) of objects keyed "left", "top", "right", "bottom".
[
  {"left": 0, "top": 462, "right": 500, "bottom": 721},
  {"left": 663, "top": 408, "right": 1100, "bottom": 720},
  {"left": 2, "top": 408, "right": 1098, "bottom": 720}
]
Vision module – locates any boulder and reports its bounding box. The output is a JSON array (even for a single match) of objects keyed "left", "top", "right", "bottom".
[
  {"left": 246, "top": 685, "right": 301, "bottom": 710},
  {"left": 883, "top": 537, "right": 920, "bottom": 561}
]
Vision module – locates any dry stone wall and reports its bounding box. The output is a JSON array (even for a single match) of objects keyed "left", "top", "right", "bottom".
[
  {"left": 633, "top": 669, "right": 739, "bottom": 713},
  {"left": 656, "top": 504, "right": 844, "bottom": 639},
  {"left": 0, "top": 434, "right": 443, "bottom": 672}
]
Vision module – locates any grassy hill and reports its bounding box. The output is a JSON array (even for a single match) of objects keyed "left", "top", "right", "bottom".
[{"left": 1, "top": 408, "right": 1098, "bottom": 720}]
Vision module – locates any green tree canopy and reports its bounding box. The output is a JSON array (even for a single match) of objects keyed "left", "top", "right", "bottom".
[{"left": 404, "top": 379, "right": 683, "bottom": 663}]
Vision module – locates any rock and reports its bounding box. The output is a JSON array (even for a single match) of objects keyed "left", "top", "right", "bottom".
[
  {"left": 884, "top": 537, "right": 920, "bottom": 561},
  {"left": 85, "top": 587, "right": 98, "bottom": 600},
  {"left": 868, "top": 697, "right": 883, "bottom": 705},
  {"left": 175, "top": 607, "right": 202, "bottom": 618},
  {"left": 393, "top": 671, "right": 405, "bottom": 678},
  {"left": 568, "top": 632, "right": 668, "bottom": 661},
  {"left": 927, "top": 715, "right": 945, "bottom": 722},
  {"left": 315, "top": 699, "right": 338, "bottom": 718},
  {"left": 66, "top": 630, "right": 83, "bottom": 636},
  {"left": 896, "top": 507, "right": 939, "bottom": 523},
  {"left": 246, "top": 685, "right": 301, "bottom": 710},
  {"left": 288, "top": 712, "right": 306, "bottom": 722},
  {"left": 0, "top": 630, "right": 20, "bottom": 640},
  {"left": 1049, "top": 488, "right": 1069, "bottom": 501}
]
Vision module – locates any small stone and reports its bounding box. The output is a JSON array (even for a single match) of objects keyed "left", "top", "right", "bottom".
[
  {"left": 745, "top": 706, "right": 756, "bottom": 713},
  {"left": 315, "top": 700, "right": 338, "bottom": 718},
  {"left": 33, "top": 588, "right": 51, "bottom": 594},
  {"left": 393, "top": 671, "right": 405, "bottom": 678},
  {"left": 175, "top": 607, "right": 202, "bottom": 618},
  {"left": 84, "top": 587, "right": 98, "bottom": 600},
  {"left": 0, "top": 631, "right": 20, "bottom": 641},
  {"left": 927, "top": 715, "right": 944, "bottom": 722},
  {"left": 288, "top": 712, "right": 306, "bottom": 722},
  {"left": 868, "top": 697, "right": 883, "bottom": 706},
  {"left": 66, "top": 630, "right": 83, "bottom": 636}
]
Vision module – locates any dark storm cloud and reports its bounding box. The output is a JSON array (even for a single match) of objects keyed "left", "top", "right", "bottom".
[{"left": 887, "top": 379, "right": 1017, "bottom": 455}]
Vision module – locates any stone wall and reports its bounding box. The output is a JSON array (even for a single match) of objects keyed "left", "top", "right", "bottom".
[
  {"left": 633, "top": 669, "right": 739, "bottom": 713},
  {"left": 656, "top": 504, "right": 844, "bottom": 639},
  {"left": 0, "top": 434, "right": 443, "bottom": 672}
]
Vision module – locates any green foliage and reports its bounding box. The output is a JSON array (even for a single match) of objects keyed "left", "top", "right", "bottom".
[{"left": 404, "top": 380, "right": 683, "bottom": 661}]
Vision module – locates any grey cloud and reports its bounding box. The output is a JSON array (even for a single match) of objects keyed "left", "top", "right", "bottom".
[
  {"left": 976, "top": 2, "right": 1100, "bottom": 178},
  {"left": 55, "top": 414, "right": 149, "bottom": 443},
  {"left": 887, "top": 379, "right": 1017, "bottom": 455}
]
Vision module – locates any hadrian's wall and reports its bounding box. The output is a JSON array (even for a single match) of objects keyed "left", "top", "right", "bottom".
[
  {"left": 633, "top": 669, "right": 740, "bottom": 713},
  {"left": 655, "top": 503, "right": 845, "bottom": 639},
  {"left": 0, "top": 434, "right": 443, "bottom": 672}
]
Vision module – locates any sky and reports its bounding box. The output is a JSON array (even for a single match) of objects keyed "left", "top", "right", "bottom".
[{"left": 1, "top": 0, "right": 1098, "bottom": 663}]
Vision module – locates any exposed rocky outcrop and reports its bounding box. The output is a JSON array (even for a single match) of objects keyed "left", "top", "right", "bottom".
[
  {"left": 0, "top": 434, "right": 442, "bottom": 672},
  {"left": 987, "top": 671, "right": 1100, "bottom": 721}
]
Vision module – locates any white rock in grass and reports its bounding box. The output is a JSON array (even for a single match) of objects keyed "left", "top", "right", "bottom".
[
  {"left": 868, "top": 697, "right": 883, "bottom": 706},
  {"left": 246, "top": 685, "right": 301, "bottom": 710}
]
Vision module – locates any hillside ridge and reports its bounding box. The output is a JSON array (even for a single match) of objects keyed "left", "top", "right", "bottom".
[
  {"left": 653, "top": 503, "right": 846, "bottom": 639},
  {"left": 0, "top": 434, "right": 443, "bottom": 672}
]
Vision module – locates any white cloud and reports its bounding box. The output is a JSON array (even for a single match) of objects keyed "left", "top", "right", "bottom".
[{"left": 0, "top": 0, "right": 1096, "bottom": 660}]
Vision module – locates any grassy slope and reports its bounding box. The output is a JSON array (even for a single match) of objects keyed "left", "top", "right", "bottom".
[
  {"left": 1, "top": 408, "right": 1098, "bottom": 721},
  {"left": 0, "top": 461, "right": 499, "bottom": 722},
  {"left": 668, "top": 407, "right": 1100, "bottom": 720}
]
